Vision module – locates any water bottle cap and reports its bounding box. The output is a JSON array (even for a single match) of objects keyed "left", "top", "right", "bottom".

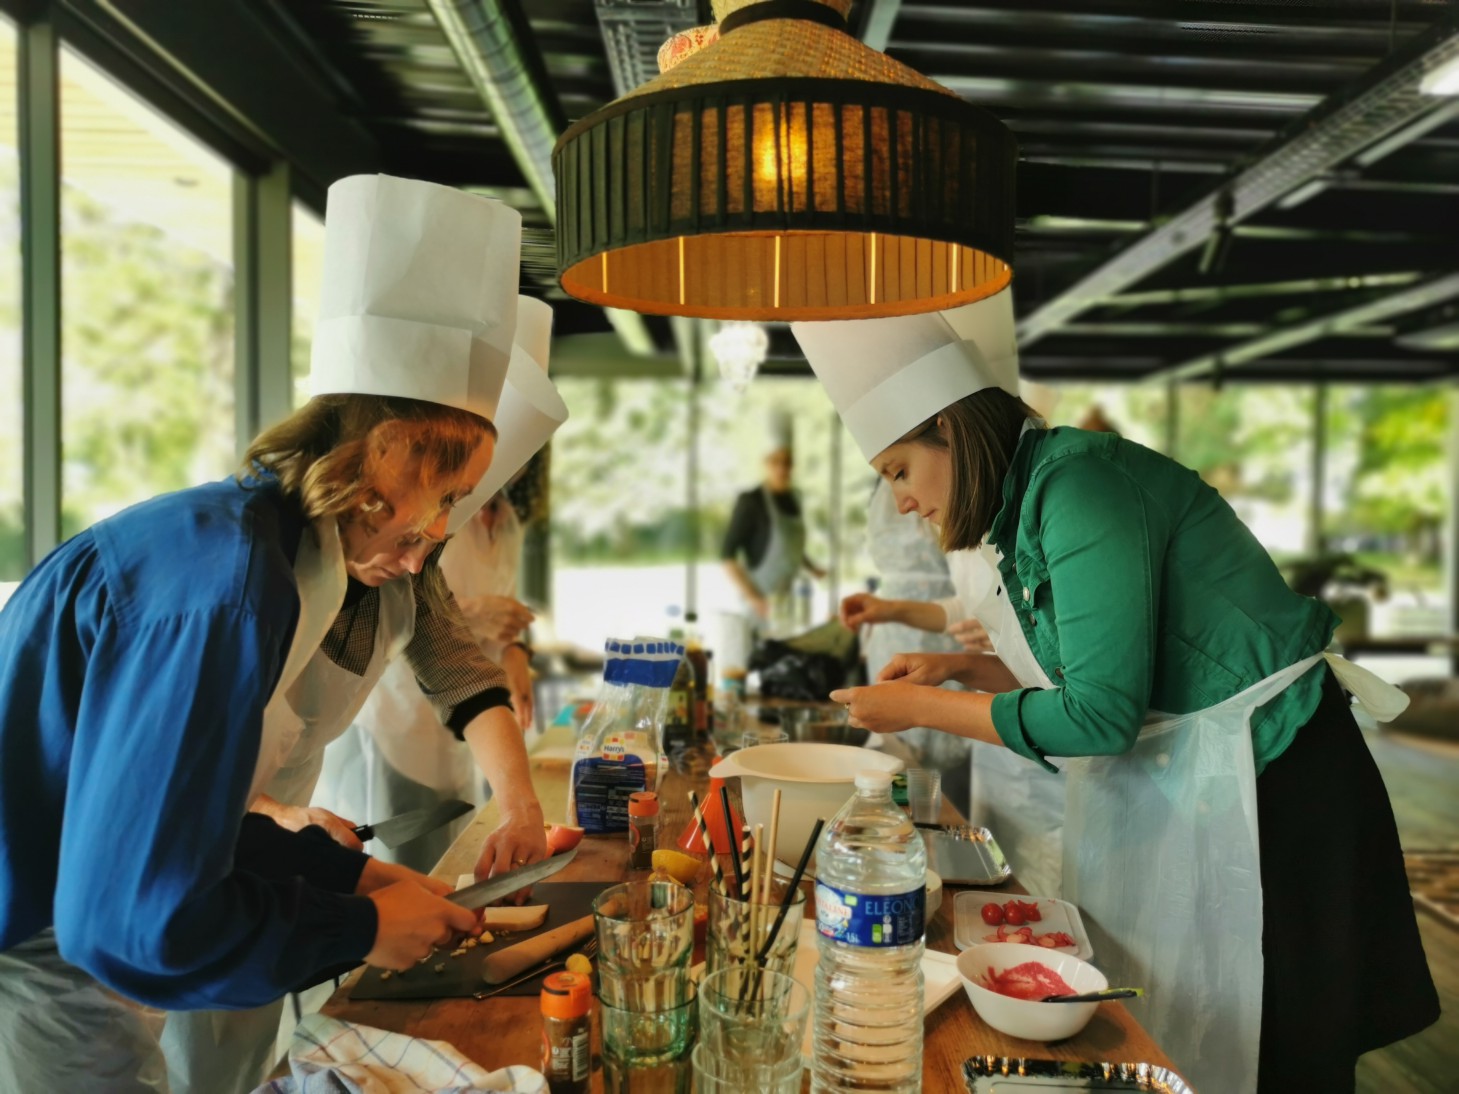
[{"left": 855, "top": 770, "right": 893, "bottom": 791}]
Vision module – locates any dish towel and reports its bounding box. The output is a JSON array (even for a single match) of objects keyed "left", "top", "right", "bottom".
[{"left": 253, "top": 1013, "right": 547, "bottom": 1094}]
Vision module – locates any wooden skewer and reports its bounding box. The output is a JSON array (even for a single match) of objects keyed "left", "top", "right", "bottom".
[{"left": 763, "top": 789, "right": 783, "bottom": 906}]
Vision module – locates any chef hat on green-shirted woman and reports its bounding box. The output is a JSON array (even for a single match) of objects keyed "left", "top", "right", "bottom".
[{"left": 791, "top": 289, "right": 1018, "bottom": 461}]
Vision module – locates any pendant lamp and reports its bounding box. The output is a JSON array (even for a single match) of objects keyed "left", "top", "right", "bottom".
[{"left": 552, "top": 0, "right": 1017, "bottom": 321}]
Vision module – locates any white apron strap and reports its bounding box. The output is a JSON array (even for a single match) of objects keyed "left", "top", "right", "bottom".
[{"left": 1322, "top": 651, "right": 1410, "bottom": 722}]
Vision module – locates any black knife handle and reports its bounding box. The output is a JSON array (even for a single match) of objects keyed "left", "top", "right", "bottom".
[{"left": 351, "top": 824, "right": 374, "bottom": 841}]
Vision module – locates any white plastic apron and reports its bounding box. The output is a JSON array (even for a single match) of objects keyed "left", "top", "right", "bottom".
[
  {"left": 163, "top": 518, "right": 415, "bottom": 1094},
  {"left": 0, "top": 929, "right": 169, "bottom": 1093},
  {"left": 1062, "top": 651, "right": 1407, "bottom": 1094},
  {"left": 956, "top": 545, "right": 1067, "bottom": 897}
]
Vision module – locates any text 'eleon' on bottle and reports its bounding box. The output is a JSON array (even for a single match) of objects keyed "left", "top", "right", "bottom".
[{"left": 812, "top": 769, "right": 927, "bottom": 1094}]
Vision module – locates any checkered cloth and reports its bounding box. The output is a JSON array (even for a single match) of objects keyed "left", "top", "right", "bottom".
[{"left": 253, "top": 1014, "right": 546, "bottom": 1094}]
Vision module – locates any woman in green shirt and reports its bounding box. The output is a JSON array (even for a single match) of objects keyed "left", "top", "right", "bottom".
[{"left": 795, "top": 302, "right": 1437, "bottom": 1094}]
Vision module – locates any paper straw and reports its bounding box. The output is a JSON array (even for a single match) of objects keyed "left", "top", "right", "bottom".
[
  {"left": 687, "top": 790, "right": 724, "bottom": 893},
  {"left": 720, "top": 784, "right": 745, "bottom": 897}
]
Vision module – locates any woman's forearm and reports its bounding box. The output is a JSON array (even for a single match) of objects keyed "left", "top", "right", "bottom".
[
  {"left": 884, "top": 599, "right": 948, "bottom": 633},
  {"left": 955, "top": 653, "right": 1022, "bottom": 694},
  {"left": 914, "top": 687, "right": 1004, "bottom": 746}
]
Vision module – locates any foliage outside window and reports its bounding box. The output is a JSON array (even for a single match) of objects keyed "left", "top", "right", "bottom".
[
  {"left": 59, "top": 49, "right": 234, "bottom": 536},
  {"left": 0, "top": 23, "right": 22, "bottom": 580},
  {"left": 292, "top": 203, "right": 323, "bottom": 409}
]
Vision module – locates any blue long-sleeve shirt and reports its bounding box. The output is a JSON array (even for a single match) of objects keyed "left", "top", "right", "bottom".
[{"left": 0, "top": 475, "right": 378, "bottom": 1009}]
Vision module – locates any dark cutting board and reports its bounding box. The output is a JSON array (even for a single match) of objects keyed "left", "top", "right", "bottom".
[{"left": 349, "top": 881, "right": 611, "bottom": 1001}]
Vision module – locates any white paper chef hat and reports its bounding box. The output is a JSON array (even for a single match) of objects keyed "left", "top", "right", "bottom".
[
  {"left": 446, "top": 296, "right": 567, "bottom": 534},
  {"left": 791, "top": 289, "right": 1019, "bottom": 461},
  {"left": 308, "top": 174, "right": 522, "bottom": 423}
]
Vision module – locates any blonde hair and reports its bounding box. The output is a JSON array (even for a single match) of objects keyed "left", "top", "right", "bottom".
[{"left": 242, "top": 394, "right": 494, "bottom": 610}]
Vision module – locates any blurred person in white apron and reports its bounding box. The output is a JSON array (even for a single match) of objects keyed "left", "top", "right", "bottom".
[
  {"left": 796, "top": 296, "right": 1438, "bottom": 1093},
  {"left": 161, "top": 182, "right": 565, "bottom": 1094},
  {"left": 0, "top": 175, "right": 533, "bottom": 1093},
  {"left": 721, "top": 411, "right": 822, "bottom": 628},
  {"left": 324, "top": 297, "right": 564, "bottom": 875}
]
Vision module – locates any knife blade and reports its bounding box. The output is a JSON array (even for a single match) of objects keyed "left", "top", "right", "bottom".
[
  {"left": 447, "top": 847, "right": 578, "bottom": 910},
  {"left": 351, "top": 799, "right": 474, "bottom": 848}
]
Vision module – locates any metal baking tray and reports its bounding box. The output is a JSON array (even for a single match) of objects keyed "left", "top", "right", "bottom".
[
  {"left": 923, "top": 828, "right": 1013, "bottom": 886},
  {"left": 963, "top": 1058, "right": 1192, "bottom": 1092}
]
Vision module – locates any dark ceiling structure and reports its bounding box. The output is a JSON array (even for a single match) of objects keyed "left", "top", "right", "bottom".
[{"left": 140, "top": 0, "right": 1459, "bottom": 382}]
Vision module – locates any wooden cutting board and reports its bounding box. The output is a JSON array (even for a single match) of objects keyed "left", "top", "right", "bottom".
[{"left": 349, "top": 881, "right": 611, "bottom": 1001}]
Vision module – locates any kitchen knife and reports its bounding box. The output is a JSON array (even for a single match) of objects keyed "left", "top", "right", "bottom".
[
  {"left": 446, "top": 847, "right": 578, "bottom": 909},
  {"left": 351, "top": 799, "right": 474, "bottom": 848}
]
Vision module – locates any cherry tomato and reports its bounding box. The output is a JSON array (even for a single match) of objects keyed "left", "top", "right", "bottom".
[
  {"left": 980, "top": 902, "right": 1004, "bottom": 926},
  {"left": 1004, "top": 903, "right": 1026, "bottom": 926}
]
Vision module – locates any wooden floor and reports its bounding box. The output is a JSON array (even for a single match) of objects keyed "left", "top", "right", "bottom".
[{"left": 1356, "top": 727, "right": 1459, "bottom": 1094}]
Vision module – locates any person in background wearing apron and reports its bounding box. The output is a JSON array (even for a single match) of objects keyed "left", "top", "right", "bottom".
[
  {"left": 721, "top": 410, "right": 824, "bottom": 627},
  {"left": 322, "top": 295, "right": 565, "bottom": 878},
  {"left": 0, "top": 175, "right": 536, "bottom": 1092},
  {"left": 837, "top": 293, "right": 1067, "bottom": 897},
  {"left": 794, "top": 304, "right": 1439, "bottom": 1093}
]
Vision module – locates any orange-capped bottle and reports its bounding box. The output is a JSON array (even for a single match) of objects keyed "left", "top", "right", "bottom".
[{"left": 540, "top": 971, "right": 592, "bottom": 1094}]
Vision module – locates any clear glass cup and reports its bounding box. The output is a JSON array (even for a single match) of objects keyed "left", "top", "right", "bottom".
[
  {"left": 697, "top": 967, "right": 809, "bottom": 1077},
  {"left": 599, "top": 980, "right": 698, "bottom": 1068},
  {"left": 593, "top": 880, "right": 695, "bottom": 1009},
  {"left": 692, "top": 1042, "right": 801, "bottom": 1093},
  {"left": 906, "top": 766, "right": 943, "bottom": 824},
  {"left": 706, "top": 880, "right": 806, "bottom": 976},
  {"left": 781, "top": 703, "right": 851, "bottom": 744},
  {"left": 741, "top": 725, "right": 789, "bottom": 749}
]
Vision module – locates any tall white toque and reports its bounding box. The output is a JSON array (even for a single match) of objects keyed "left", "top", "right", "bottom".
[
  {"left": 307, "top": 174, "right": 522, "bottom": 423},
  {"left": 791, "top": 289, "right": 1019, "bottom": 462},
  {"left": 447, "top": 295, "right": 568, "bottom": 533}
]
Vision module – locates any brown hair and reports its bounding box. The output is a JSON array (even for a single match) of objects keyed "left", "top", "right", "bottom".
[
  {"left": 242, "top": 394, "right": 494, "bottom": 611},
  {"left": 901, "top": 388, "right": 1038, "bottom": 553}
]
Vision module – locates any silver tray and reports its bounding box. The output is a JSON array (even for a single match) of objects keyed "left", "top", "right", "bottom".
[
  {"left": 962, "top": 1058, "right": 1192, "bottom": 1092},
  {"left": 924, "top": 828, "right": 1013, "bottom": 886}
]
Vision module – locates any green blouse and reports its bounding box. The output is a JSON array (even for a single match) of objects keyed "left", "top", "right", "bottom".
[{"left": 986, "top": 427, "right": 1338, "bottom": 775}]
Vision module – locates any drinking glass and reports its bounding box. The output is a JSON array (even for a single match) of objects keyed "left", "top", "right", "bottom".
[{"left": 706, "top": 880, "right": 805, "bottom": 976}]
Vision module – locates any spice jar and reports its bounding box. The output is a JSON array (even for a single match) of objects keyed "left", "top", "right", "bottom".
[
  {"left": 540, "top": 971, "right": 592, "bottom": 1094},
  {"left": 628, "top": 791, "right": 660, "bottom": 870}
]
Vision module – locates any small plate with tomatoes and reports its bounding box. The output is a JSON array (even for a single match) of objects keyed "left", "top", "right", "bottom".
[{"left": 951, "top": 890, "right": 1093, "bottom": 961}]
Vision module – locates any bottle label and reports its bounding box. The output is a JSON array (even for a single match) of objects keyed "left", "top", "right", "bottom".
[{"left": 815, "top": 881, "right": 925, "bottom": 947}]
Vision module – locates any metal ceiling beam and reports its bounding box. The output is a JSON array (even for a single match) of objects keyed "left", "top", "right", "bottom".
[
  {"left": 1016, "top": 10, "right": 1459, "bottom": 346},
  {"left": 1143, "top": 272, "right": 1459, "bottom": 384},
  {"left": 425, "top": 0, "right": 657, "bottom": 354}
]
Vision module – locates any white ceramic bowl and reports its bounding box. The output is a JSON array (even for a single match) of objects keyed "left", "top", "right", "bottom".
[
  {"left": 708, "top": 744, "right": 903, "bottom": 875},
  {"left": 956, "top": 943, "right": 1108, "bottom": 1042}
]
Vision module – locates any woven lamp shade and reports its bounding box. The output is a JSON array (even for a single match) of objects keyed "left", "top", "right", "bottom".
[{"left": 552, "top": 0, "right": 1016, "bottom": 321}]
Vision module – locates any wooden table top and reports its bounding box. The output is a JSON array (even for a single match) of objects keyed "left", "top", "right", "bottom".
[{"left": 318, "top": 733, "right": 1180, "bottom": 1090}]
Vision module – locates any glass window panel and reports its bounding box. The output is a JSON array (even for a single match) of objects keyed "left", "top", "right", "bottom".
[
  {"left": 292, "top": 202, "right": 323, "bottom": 408},
  {"left": 0, "top": 21, "right": 21, "bottom": 587},
  {"left": 549, "top": 375, "right": 873, "bottom": 654},
  {"left": 59, "top": 48, "right": 234, "bottom": 536}
]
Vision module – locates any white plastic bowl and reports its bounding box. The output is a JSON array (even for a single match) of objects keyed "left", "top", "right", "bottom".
[
  {"left": 956, "top": 943, "right": 1108, "bottom": 1042},
  {"left": 709, "top": 743, "right": 903, "bottom": 876}
]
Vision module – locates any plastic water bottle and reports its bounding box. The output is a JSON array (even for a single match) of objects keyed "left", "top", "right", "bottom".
[{"left": 812, "top": 770, "right": 927, "bottom": 1093}]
